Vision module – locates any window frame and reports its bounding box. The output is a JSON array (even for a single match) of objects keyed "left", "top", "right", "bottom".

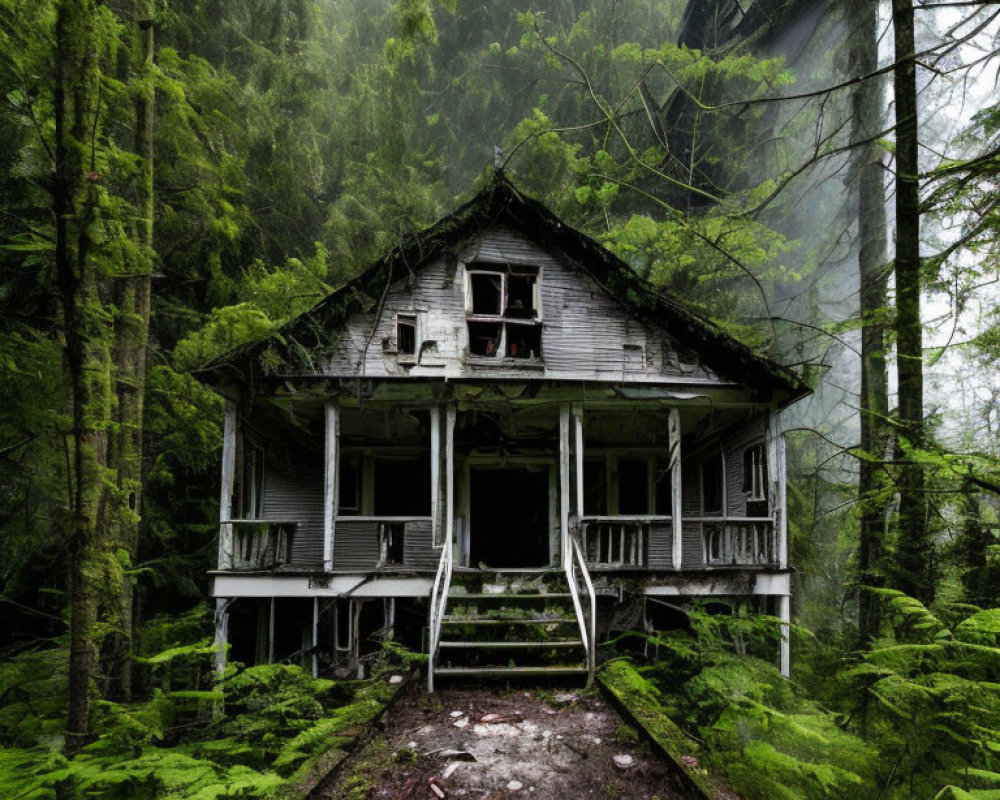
[
  {"left": 742, "top": 442, "right": 768, "bottom": 503},
  {"left": 465, "top": 263, "right": 543, "bottom": 361}
]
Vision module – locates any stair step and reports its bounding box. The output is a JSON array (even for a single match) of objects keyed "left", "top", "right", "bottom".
[
  {"left": 438, "top": 640, "right": 583, "bottom": 649},
  {"left": 434, "top": 665, "right": 588, "bottom": 677},
  {"left": 441, "top": 616, "right": 576, "bottom": 625},
  {"left": 448, "top": 592, "right": 573, "bottom": 600}
]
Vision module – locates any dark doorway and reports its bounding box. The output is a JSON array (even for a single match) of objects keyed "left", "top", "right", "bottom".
[{"left": 470, "top": 467, "right": 550, "bottom": 568}]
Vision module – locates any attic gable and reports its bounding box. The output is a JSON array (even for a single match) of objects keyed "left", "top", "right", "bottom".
[{"left": 198, "top": 172, "right": 808, "bottom": 403}]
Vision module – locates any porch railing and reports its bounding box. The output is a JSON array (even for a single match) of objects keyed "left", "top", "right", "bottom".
[
  {"left": 578, "top": 517, "right": 662, "bottom": 567},
  {"left": 702, "top": 518, "right": 775, "bottom": 566},
  {"left": 230, "top": 520, "right": 296, "bottom": 570}
]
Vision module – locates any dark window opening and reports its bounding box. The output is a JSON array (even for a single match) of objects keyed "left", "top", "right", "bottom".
[
  {"left": 506, "top": 274, "right": 536, "bottom": 317},
  {"left": 702, "top": 453, "right": 723, "bottom": 515},
  {"left": 338, "top": 455, "right": 360, "bottom": 515},
  {"left": 506, "top": 323, "right": 541, "bottom": 359},
  {"left": 373, "top": 458, "right": 431, "bottom": 516},
  {"left": 396, "top": 315, "right": 416, "bottom": 355},
  {"left": 471, "top": 272, "right": 502, "bottom": 315},
  {"left": 584, "top": 459, "right": 607, "bottom": 516},
  {"left": 468, "top": 321, "right": 502, "bottom": 356},
  {"left": 742, "top": 443, "right": 767, "bottom": 500},
  {"left": 654, "top": 458, "right": 672, "bottom": 515},
  {"left": 618, "top": 458, "right": 649, "bottom": 515},
  {"left": 233, "top": 439, "right": 264, "bottom": 519},
  {"left": 380, "top": 522, "right": 405, "bottom": 564},
  {"left": 334, "top": 599, "right": 353, "bottom": 652}
]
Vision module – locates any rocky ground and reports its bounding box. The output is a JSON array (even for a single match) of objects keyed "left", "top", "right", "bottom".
[{"left": 321, "top": 682, "right": 694, "bottom": 800}]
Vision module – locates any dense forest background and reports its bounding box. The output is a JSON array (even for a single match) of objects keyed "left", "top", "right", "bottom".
[{"left": 2, "top": 0, "right": 1000, "bottom": 797}]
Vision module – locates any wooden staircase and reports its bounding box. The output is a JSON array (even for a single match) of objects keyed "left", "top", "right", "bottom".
[
  {"left": 428, "top": 545, "right": 596, "bottom": 690},
  {"left": 433, "top": 570, "right": 588, "bottom": 680}
]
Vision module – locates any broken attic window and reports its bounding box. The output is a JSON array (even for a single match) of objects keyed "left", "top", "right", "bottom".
[
  {"left": 471, "top": 272, "right": 503, "bottom": 315},
  {"left": 468, "top": 321, "right": 502, "bottom": 356},
  {"left": 466, "top": 264, "right": 541, "bottom": 360},
  {"left": 396, "top": 314, "right": 416, "bottom": 355},
  {"left": 505, "top": 322, "right": 541, "bottom": 359}
]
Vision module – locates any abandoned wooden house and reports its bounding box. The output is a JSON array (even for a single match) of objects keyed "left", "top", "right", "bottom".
[{"left": 199, "top": 172, "right": 809, "bottom": 688}]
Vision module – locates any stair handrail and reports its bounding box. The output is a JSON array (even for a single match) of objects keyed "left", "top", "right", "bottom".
[
  {"left": 566, "top": 532, "right": 597, "bottom": 687},
  {"left": 427, "top": 530, "right": 453, "bottom": 692}
]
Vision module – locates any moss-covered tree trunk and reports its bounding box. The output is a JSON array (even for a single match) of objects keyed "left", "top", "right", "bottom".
[
  {"left": 851, "top": 0, "right": 889, "bottom": 645},
  {"left": 104, "top": 0, "right": 155, "bottom": 703},
  {"left": 54, "top": 0, "right": 111, "bottom": 747},
  {"left": 891, "top": 0, "right": 932, "bottom": 604}
]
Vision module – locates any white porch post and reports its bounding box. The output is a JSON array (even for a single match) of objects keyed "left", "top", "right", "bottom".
[
  {"left": 769, "top": 415, "right": 788, "bottom": 569},
  {"left": 312, "top": 597, "right": 319, "bottom": 678},
  {"left": 778, "top": 593, "right": 791, "bottom": 677},
  {"left": 430, "top": 406, "right": 441, "bottom": 546},
  {"left": 573, "top": 405, "right": 584, "bottom": 519},
  {"left": 559, "top": 404, "right": 571, "bottom": 568},
  {"left": 669, "top": 408, "right": 683, "bottom": 570},
  {"left": 445, "top": 404, "right": 456, "bottom": 555},
  {"left": 213, "top": 598, "right": 229, "bottom": 677},
  {"left": 324, "top": 402, "right": 339, "bottom": 572},
  {"left": 218, "top": 400, "right": 238, "bottom": 570}
]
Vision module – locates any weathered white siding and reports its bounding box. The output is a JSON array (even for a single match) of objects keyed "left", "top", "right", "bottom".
[
  {"left": 262, "top": 453, "right": 324, "bottom": 567},
  {"left": 319, "top": 227, "right": 722, "bottom": 384}
]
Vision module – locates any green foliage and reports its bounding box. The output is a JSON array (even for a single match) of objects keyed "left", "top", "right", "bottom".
[{"left": 0, "top": 610, "right": 401, "bottom": 800}]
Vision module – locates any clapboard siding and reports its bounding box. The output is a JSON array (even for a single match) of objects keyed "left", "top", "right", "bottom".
[
  {"left": 647, "top": 522, "right": 673, "bottom": 569},
  {"left": 262, "top": 454, "right": 324, "bottom": 567},
  {"left": 333, "top": 521, "right": 379, "bottom": 570},
  {"left": 681, "top": 457, "right": 704, "bottom": 568},
  {"left": 724, "top": 418, "right": 768, "bottom": 517},
  {"left": 682, "top": 521, "right": 704, "bottom": 569},
  {"left": 318, "top": 227, "right": 722, "bottom": 383}
]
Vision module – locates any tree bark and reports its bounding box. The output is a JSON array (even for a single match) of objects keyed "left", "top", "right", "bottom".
[
  {"left": 104, "top": 0, "right": 155, "bottom": 703},
  {"left": 891, "top": 0, "right": 932, "bottom": 604},
  {"left": 55, "top": 0, "right": 109, "bottom": 748},
  {"left": 850, "top": 0, "right": 889, "bottom": 646}
]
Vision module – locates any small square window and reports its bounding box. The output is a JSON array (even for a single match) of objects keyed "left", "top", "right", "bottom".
[
  {"left": 396, "top": 315, "right": 416, "bottom": 355},
  {"left": 468, "top": 321, "right": 502, "bottom": 356},
  {"left": 623, "top": 344, "right": 644, "bottom": 371},
  {"left": 506, "top": 323, "right": 541, "bottom": 359}
]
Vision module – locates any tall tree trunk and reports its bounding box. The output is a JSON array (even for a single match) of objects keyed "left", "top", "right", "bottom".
[
  {"left": 891, "top": 0, "right": 932, "bottom": 604},
  {"left": 55, "top": 0, "right": 109, "bottom": 748},
  {"left": 104, "top": 0, "right": 155, "bottom": 703},
  {"left": 850, "top": 0, "right": 889, "bottom": 645}
]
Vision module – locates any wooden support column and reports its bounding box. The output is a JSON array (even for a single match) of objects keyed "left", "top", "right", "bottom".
[
  {"left": 445, "top": 404, "right": 456, "bottom": 554},
  {"left": 768, "top": 415, "right": 788, "bottom": 569},
  {"left": 573, "top": 405, "right": 584, "bottom": 519},
  {"left": 778, "top": 594, "right": 791, "bottom": 677},
  {"left": 559, "top": 405, "right": 571, "bottom": 568},
  {"left": 218, "top": 400, "right": 238, "bottom": 570},
  {"left": 430, "top": 406, "right": 441, "bottom": 546},
  {"left": 669, "top": 408, "right": 683, "bottom": 570},
  {"left": 324, "top": 402, "right": 339, "bottom": 571},
  {"left": 213, "top": 597, "right": 229, "bottom": 677},
  {"left": 312, "top": 597, "right": 319, "bottom": 678}
]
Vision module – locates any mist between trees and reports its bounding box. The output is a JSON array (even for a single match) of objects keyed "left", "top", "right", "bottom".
[{"left": 1, "top": 1, "right": 1000, "bottom": 798}]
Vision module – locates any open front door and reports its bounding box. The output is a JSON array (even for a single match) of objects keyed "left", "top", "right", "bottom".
[{"left": 469, "top": 466, "right": 550, "bottom": 568}]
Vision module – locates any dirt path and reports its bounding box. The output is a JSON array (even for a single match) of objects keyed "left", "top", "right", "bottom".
[{"left": 321, "top": 682, "right": 693, "bottom": 800}]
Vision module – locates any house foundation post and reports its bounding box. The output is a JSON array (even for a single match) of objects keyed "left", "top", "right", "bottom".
[
  {"left": 324, "top": 402, "right": 339, "bottom": 571},
  {"left": 669, "top": 408, "right": 683, "bottom": 570},
  {"left": 312, "top": 597, "right": 319, "bottom": 678},
  {"left": 218, "top": 400, "right": 238, "bottom": 570},
  {"left": 778, "top": 593, "right": 791, "bottom": 677}
]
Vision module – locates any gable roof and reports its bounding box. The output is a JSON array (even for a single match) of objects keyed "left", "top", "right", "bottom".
[{"left": 197, "top": 171, "right": 809, "bottom": 403}]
